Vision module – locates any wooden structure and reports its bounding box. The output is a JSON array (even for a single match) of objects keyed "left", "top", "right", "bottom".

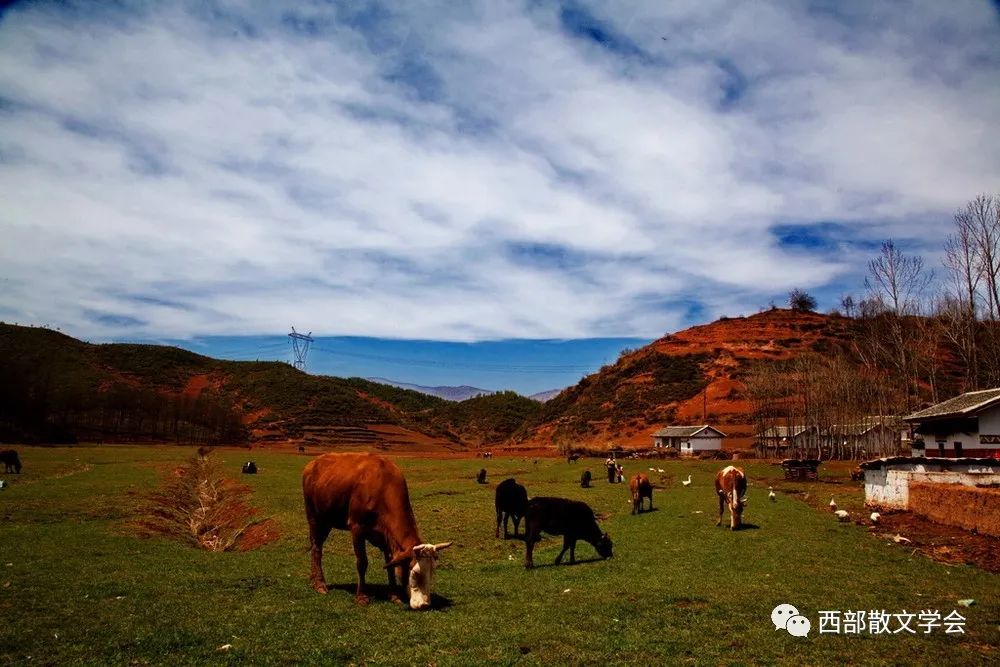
[{"left": 780, "top": 458, "right": 821, "bottom": 480}]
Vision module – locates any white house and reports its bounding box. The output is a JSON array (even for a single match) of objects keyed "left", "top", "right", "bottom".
[
  {"left": 904, "top": 387, "right": 1000, "bottom": 458},
  {"left": 860, "top": 456, "right": 1000, "bottom": 510},
  {"left": 652, "top": 425, "right": 726, "bottom": 455}
]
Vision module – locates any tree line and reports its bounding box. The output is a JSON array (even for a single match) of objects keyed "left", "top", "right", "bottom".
[
  {"left": 0, "top": 357, "right": 247, "bottom": 444},
  {"left": 748, "top": 193, "right": 1000, "bottom": 459}
]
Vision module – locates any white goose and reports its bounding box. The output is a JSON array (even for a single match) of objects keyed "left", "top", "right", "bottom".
[
  {"left": 829, "top": 497, "right": 838, "bottom": 513},
  {"left": 682, "top": 475, "right": 692, "bottom": 487},
  {"left": 768, "top": 486, "right": 776, "bottom": 502}
]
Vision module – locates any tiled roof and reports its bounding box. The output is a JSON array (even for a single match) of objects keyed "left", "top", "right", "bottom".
[
  {"left": 652, "top": 425, "right": 726, "bottom": 438},
  {"left": 904, "top": 388, "right": 1000, "bottom": 421}
]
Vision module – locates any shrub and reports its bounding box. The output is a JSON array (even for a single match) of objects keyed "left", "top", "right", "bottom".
[
  {"left": 788, "top": 289, "right": 817, "bottom": 312},
  {"left": 137, "top": 455, "right": 278, "bottom": 551}
]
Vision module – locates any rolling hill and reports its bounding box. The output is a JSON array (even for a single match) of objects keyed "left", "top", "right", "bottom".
[
  {"left": 0, "top": 324, "right": 528, "bottom": 450},
  {"left": 510, "top": 308, "right": 862, "bottom": 451}
]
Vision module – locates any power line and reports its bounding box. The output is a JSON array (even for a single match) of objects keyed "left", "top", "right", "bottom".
[
  {"left": 288, "top": 327, "right": 314, "bottom": 372},
  {"left": 309, "top": 343, "right": 596, "bottom": 373}
]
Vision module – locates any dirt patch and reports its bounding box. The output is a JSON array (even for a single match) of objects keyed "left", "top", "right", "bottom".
[{"left": 870, "top": 511, "right": 1000, "bottom": 573}]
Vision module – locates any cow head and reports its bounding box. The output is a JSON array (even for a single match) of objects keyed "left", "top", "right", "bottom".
[
  {"left": 594, "top": 532, "right": 613, "bottom": 559},
  {"left": 730, "top": 492, "right": 747, "bottom": 529},
  {"left": 387, "top": 542, "right": 452, "bottom": 610}
]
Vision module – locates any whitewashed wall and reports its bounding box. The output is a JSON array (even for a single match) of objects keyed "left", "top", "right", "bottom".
[{"left": 864, "top": 463, "right": 1000, "bottom": 509}]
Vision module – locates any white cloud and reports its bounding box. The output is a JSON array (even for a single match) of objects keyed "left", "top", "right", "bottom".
[{"left": 0, "top": 1, "right": 998, "bottom": 340}]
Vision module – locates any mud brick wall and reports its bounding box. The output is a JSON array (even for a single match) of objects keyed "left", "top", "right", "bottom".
[{"left": 909, "top": 482, "right": 1000, "bottom": 538}]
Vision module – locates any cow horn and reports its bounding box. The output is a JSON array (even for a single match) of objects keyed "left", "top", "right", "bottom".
[
  {"left": 432, "top": 542, "right": 453, "bottom": 551},
  {"left": 384, "top": 548, "right": 413, "bottom": 569}
]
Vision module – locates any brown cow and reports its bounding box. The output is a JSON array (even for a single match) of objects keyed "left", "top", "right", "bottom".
[
  {"left": 714, "top": 465, "right": 748, "bottom": 530},
  {"left": 629, "top": 473, "right": 653, "bottom": 514},
  {"left": 302, "top": 453, "right": 452, "bottom": 610}
]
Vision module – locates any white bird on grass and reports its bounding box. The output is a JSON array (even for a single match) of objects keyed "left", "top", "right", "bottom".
[
  {"left": 892, "top": 534, "right": 911, "bottom": 544},
  {"left": 768, "top": 486, "right": 776, "bottom": 502},
  {"left": 870, "top": 512, "right": 881, "bottom": 524},
  {"left": 829, "top": 497, "right": 838, "bottom": 512},
  {"left": 649, "top": 467, "right": 656, "bottom": 472},
  {"left": 834, "top": 509, "right": 850, "bottom": 522},
  {"left": 682, "top": 475, "right": 692, "bottom": 487},
  {"left": 657, "top": 468, "right": 665, "bottom": 474}
]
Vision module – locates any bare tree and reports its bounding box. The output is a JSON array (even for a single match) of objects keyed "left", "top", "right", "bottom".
[
  {"left": 865, "top": 240, "right": 932, "bottom": 316},
  {"left": 964, "top": 194, "right": 1000, "bottom": 320}
]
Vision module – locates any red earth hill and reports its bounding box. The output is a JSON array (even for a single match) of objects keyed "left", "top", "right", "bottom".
[{"left": 510, "top": 308, "right": 857, "bottom": 452}]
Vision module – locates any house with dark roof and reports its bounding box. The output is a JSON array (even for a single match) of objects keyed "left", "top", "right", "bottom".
[
  {"left": 821, "top": 418, "right": 904, "bottom": 458},
  {"left": 651, "top": 425, "right": 726, "bottom": 455},
  {"left": 754, "top": 424, "right": 818, "bottom": 457},
  {"left": 903, "top": 388, "right": 1000, "bottom": 458}
]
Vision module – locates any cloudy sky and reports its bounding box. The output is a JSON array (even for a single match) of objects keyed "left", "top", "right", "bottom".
[{"left": 1, "top": 1, "right": 999, "bottom": 350}]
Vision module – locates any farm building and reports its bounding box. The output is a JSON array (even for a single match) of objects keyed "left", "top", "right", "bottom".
[
  {"left": 820, "top": 419, "right": 903, "bottom": 459},
  {"left": 651, "top": 425, "right": 726, "bottom": 455},
  {"left": 904, "top": 387, "right": 1000, "bottom": 458},
  {"left": 860, "top": 456, "right": 1000, "bottom": 509},
  {"left": 754, "top": 425, "right": 817, "bottom": 458},
  {"left": 860, "top": 456, "right": 1000, "bottom": 536}
]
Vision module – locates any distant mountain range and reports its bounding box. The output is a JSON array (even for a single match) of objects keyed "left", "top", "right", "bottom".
[
  {"left": 527, "top": 388, "right": 563, "bottom": 402},
  {"left": 367, "top": 377, "right": 561, "bottom": 402},
  {"left": 366, "top": 378, "right": 494, "bottom": 401}
]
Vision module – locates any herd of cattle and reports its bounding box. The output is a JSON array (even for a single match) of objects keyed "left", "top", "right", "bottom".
[
  {"left": 0, "top": 447, "right": 749, "bottom": 611},
  {"left": 301, "top": 452, "right": 750, "bottom": 610}
]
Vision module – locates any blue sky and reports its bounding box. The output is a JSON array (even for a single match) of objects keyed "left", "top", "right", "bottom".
[
  {"left": 1, "top": 1, "right": 999, "bottom": 391},
  {"left": 162, "top": 335, "right": 648, "bottom": 395}
]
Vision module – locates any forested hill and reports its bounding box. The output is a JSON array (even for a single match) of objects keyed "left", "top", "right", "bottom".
[{"left": 0, "top": 324, "right": 538, "bottom": 448}]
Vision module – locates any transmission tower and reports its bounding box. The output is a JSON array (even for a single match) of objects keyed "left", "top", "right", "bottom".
[{"left": 288, "top": 326, "right": 314, "bottom": 372}]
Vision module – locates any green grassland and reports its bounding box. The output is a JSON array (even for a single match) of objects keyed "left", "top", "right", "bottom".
[{"left": 0, "top": 447, "right": 997, "bottom": 666}]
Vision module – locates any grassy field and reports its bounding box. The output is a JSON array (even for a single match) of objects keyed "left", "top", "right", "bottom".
[{"left": 0, "top": 446, "right": 997, "bottom": 666}]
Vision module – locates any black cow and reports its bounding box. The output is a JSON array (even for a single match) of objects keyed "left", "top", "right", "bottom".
[
  {"left": 242, "top": 461, "right": 257, "bottom": 474},
  {"left": 0, "top": 450, "right": 21, "bottom": 474},
  {"left": 494, "top": 478, "right": 529, "bottom": 538},
  {"left": 476, "top": 468, "right": 487, "bottom": 484},
  {"left": 567, "top": 454, "right": 581, "bottom": 463},
  {"left": 524, "top": 497, "right": 612, "bottom": 568},
  {"left": 580, "top": 470, "right": 592, "bottom": 488}
]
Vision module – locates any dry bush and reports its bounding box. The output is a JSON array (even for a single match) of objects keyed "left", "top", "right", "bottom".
[{"left": 137, "top": 455, "right": 278, "bottom": 551}]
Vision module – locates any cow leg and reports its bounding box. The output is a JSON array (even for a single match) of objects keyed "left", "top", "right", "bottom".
[
  {"left": 513, "top": 515, "right": 522, "bottom": 538},
  {"left": 555, "top": 536, "right": 571, "bottom": 564},
  {"left": 307, "top": 517, "right": 331, "bottom": 594},
  {"left": 504, "top": 512, "right": 511, "bottom": 538},
  {"left": 381, "top": 547, "right": 405, "bottom": 605},
  {"left": 351, "top": 528, "right": 370, "bottom": 605},
  {"left": 524, "top": 523, "right": 539, "bottom": 568},
  {"left": 495, "top": 509, "right": 502, "bottom": 538},
  {"left": 716, "top": 492, "right": 724, "bottom": 526},
  {"left": 569, "top": 539, "right": 577, "bottom": 564}
]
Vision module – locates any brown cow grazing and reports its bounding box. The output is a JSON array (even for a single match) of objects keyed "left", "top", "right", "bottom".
[
  {"left": 1, "top": 450, "right": 22, "bottom": 474},
  {"left": 715, "top": 465, "right": 748, "bottom": 530},
  {"left": 302, "top": 453, "right": 451, "bottom": 609},
  {"left": 495, "top": 478, "right": 529, "bottom": 538},
  {"left": 629, "top": 473, "right": 653, "bottom": 514},
  {"left": 524, "top": 497, "right": 612, "bottom": 568}
]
